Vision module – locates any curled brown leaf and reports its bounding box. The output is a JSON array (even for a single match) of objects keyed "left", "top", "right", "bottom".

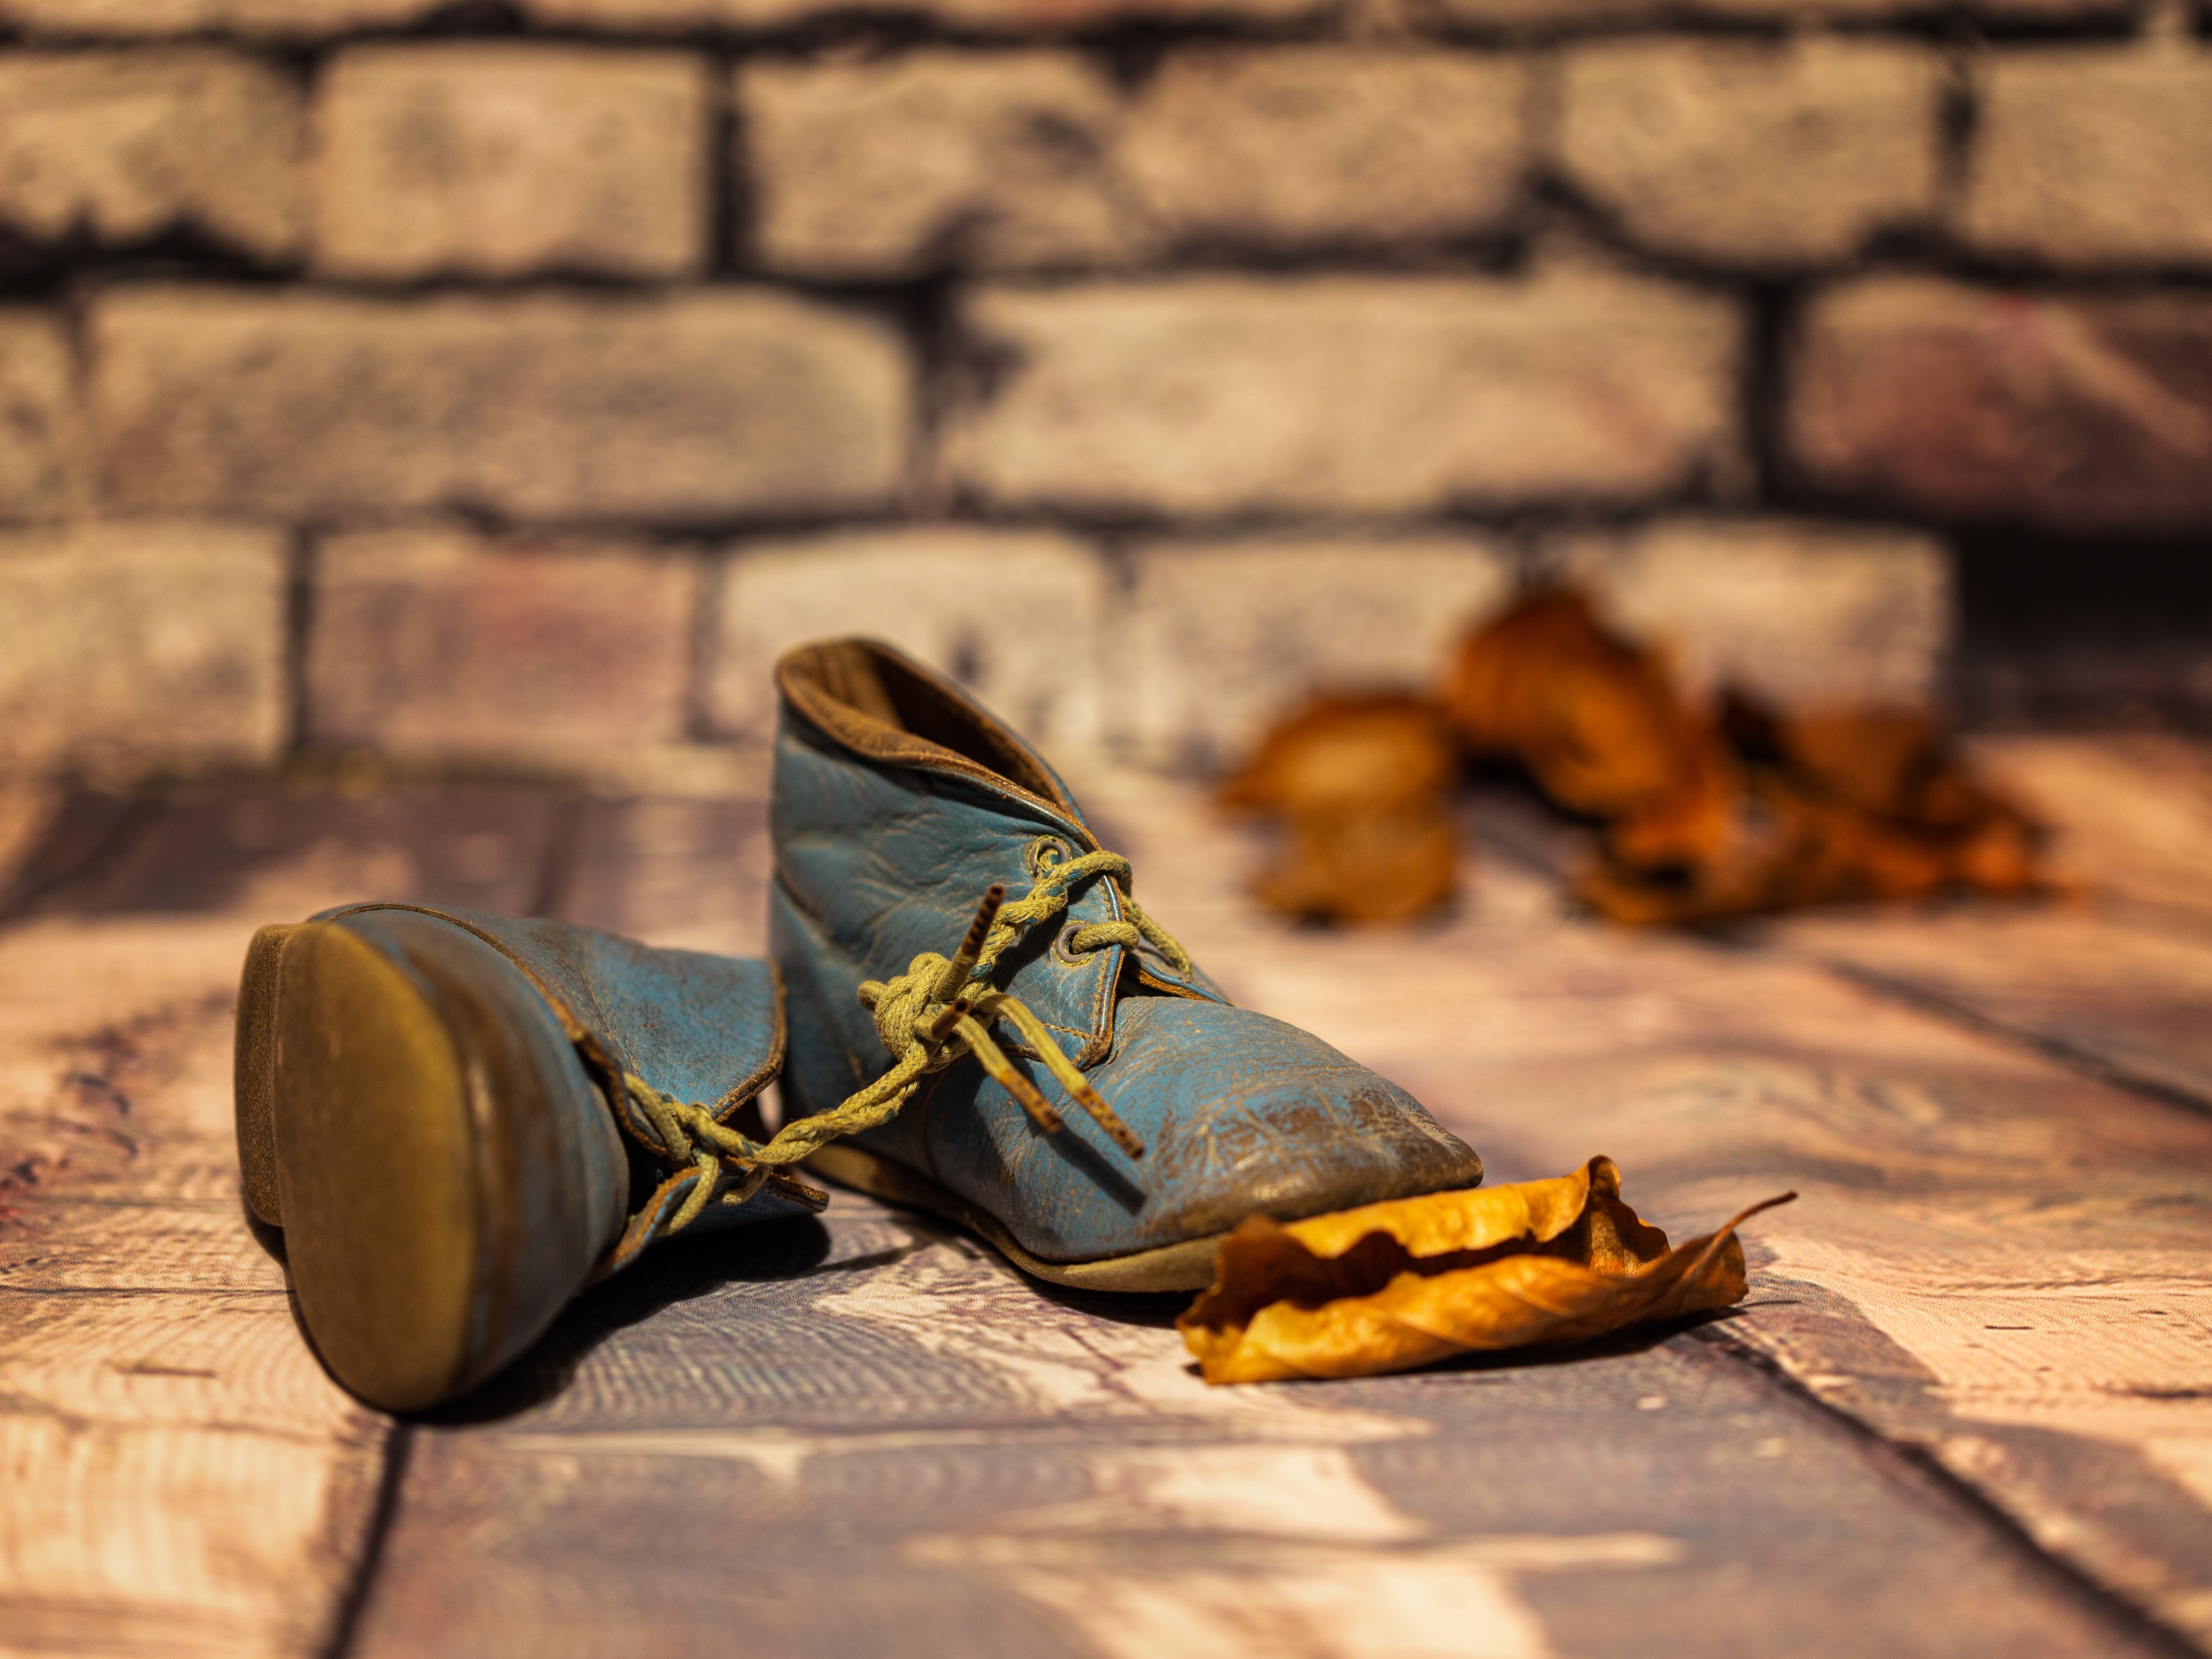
[
  {"left": 1217, "top": 693, "right": 1460, "bottom": 925},
  {"left": 1178, "top": 1156, "right": 1796, "bottom": 1385},
  {"left": 1444, "top": 590, "right": 1735, "bottom": 872},
  {"left": 1221, "top": 583, "right": 2045, "bottom": 931},
  {"left": 1442, "top": 589, "right": 2045, "bottom": 924}
]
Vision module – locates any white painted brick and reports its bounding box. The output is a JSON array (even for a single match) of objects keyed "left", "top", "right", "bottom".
[
  {"left": 0, "top": 50, "right": 307, "bottom": 260},
  {"left": 0, "top": 0, "right": 439, "bottom": 34},
  {"left": 947, "top": 271, "right": 1741, "bottom": 515},
  {"left": 0, "top": 310, "right": 80, "bottom": 519},
  {"left": 711, "top": 526, "right": 1110, "bottom": 755},
  {"left": 309, "top": 529, "right": 695, "bottom": 764},
  {"left": 0, "top": 521, "right": 287, "bottom": 772},
  {"left": 1122, "top": 48, "right": 1528, "bottom": 248},
  {"left": 530, "top": 0, "right": 1322, "bottom": 30},
  {"left": 315, "top": 45, "right": 710, "bottom": 280},
  {"left": 743, "top": 52, "right": 1131, "bottom": 278},
  {"left": 1961, "top": 47, "right": 2212, "bottom": 268},
  {"left": 1557, "top": 38, "right": 1941, "bottom": 266},
  {"left": 1122, "top": 536, "right": 1516, "bottom": 770},
  {"left": 1547, "top": 518, "right": 1953, "bottom": 710},
  {"left": 93, "top": 287, "right": 911, "bottom": 522},
  {"left": 1436, "top": 0, "right": 2119, "bottom": 21}
]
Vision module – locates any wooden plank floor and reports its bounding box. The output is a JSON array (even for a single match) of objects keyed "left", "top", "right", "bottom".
[{"left": 2, "top": 739, "right": 2208, "bottom": 1658}]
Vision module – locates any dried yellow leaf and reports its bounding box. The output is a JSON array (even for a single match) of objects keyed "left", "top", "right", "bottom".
[{"left": 1178, "top": 1156, "right": 1795, "bottom": 1385}]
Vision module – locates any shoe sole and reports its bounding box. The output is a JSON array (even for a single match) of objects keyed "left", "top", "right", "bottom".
[
  {"left": 234, "top": 923, "right": 299, "bottom": 1229},
  {"left": 804, "top": 1142, "right": 1224, "bottom": 1293},
  {"left": 239, "top": 917, "right": 596, "bottom": 1411},
  {"left": 241, "top": 920, "right": 486, "bottom": 1409}
]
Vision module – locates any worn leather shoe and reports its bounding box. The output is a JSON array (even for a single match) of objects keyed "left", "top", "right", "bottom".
[
  {"left": 770, "top": 640, "right": 1485, "bottom": 1293},
  {"left": 235, "top": 903, "right": 825, "bottom": 1411}
]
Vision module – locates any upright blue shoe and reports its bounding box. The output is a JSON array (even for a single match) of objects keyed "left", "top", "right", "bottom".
[
  {"left": 235, "top": 904, "right": 824, "bottom": 1410},
  {"left": 770, "top": 640, "right": 1485, "bottom": 1292}
]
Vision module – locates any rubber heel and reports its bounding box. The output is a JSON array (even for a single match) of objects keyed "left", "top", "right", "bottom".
[
  {"left": 233, "top": 922, "right": 300, "bottom": 1228},
  {"left": 267, "top": 910, "right": 621, "bottom": 1412},
  {"left": 272, "top": 919, "right": 482, "bottom": 1411}
]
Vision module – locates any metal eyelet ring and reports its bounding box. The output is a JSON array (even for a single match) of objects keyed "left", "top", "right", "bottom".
[
  {"left": 1050, "top": 919, "right": 1090, "bottom": 967},
  {"left": 1027, "top": 836, "right": 1073, "bottom": 876}
]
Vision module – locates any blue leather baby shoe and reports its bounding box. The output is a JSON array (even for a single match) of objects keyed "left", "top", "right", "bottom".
[
  {"left": 770, "top": 639, "right": 1485, "bottom": 1292},
  {"left": 236, "top": 904, "right": 824, "bottom": 1410}
]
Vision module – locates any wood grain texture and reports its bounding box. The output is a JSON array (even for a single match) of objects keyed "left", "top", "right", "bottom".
[
  {"left": 1979, "top": 735, "right": 2212, "bottom": 927},
  {"left": 0, "top": 788, "right": 579, "bottom": 1657},
  {"left": 1086, "top": 766, "right": 2212, "bottom": 1649},
  {"left": 1739, "top": 736, "right": 2212, "bottom": 1117},
  {"left": 0, "top": 928, "right": 390, "bottom": 1658},
  {"left": 10, "top": 762, "right": 2212, "bottom": 1658},
  {"left": 0, "top": 788, "right": 144, "bottom": 921},
  {"left": 356, "top": 1201, "right": 2168, "bottom": 1659},
  {"left": 1756, "top": 901, "right": 2212, "bottom": 1106},
  {"left": 342, "top": 767, "right": 2208, "bottom": 1658},
  {"left": 1451, "top": 739, "right": 2212, "bottom": 1119}
]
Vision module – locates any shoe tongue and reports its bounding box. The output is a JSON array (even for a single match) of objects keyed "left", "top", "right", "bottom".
[{"left": 988, "top": 871, "right": 1125, "bottom": 1061}]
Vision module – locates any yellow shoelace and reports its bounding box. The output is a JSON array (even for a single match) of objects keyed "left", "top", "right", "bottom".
[{"left": 605, "top": 841, "right": 1192, "bottom": 1265}]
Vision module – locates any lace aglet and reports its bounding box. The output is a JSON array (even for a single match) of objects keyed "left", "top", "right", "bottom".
[
  {"left": 934, "top": 884, "right": 1007, "bottom": 1003},
  {"left": 1001, "top": 1070, "right": 1065, "bottom": 1136},
  {"left": 993, "top": 1000, "right": 1147, "bottom": 1161},
  {"left": 1066, "top": 1076, "right": 1146, "bottom": 1159},
  {"left": 956, "top": 1015, "right": 1065, "bottom": 1135},
  {"left": 924, "top": 995, "right": 973, "bottom": 1045}
]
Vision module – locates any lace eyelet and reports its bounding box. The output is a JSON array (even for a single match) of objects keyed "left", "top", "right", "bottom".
[
  {"left": 1027, "top": 836, "right": 1073, "bottom": 876},
  {"left": 1050, "top": 920, "right": 1090, "bottom": 966}
]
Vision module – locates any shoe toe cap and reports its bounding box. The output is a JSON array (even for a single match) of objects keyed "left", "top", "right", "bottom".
[
  {"left": 950, "top": 996, "right": 1484, "bottom": 1265},
  {"left": 1112, "top": 998, "right": 1483, "bottom": 1237}
]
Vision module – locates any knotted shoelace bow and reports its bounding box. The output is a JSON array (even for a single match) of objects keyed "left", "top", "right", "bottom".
[{"left": 605, "top": 841, "right": 1193, "bottom": 1267}]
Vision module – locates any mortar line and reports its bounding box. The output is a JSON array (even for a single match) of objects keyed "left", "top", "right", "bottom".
[
  {"left": 527, "top": 792, "right": 588, "bottom": 921},
  {"left": 283, "top": 527, "right": 316, "bottom": 762}
]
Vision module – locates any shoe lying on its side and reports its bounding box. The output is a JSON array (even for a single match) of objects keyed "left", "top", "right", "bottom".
[
  {"left": 770, "top": 639, "right": 1486, "bottom": 1293},
  {"left": 236, "top": 904, "right": 824, "bottom": 1411}
]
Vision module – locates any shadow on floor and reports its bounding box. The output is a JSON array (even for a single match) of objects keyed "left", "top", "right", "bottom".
[
  {"left": 263, "top": 1208, "right": 843, "bottom": 1427},
  {"left": 417, "top": 1213, "right": 840, "bottom": 1425}
]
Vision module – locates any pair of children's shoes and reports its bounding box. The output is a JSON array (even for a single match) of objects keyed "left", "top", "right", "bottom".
[{"left": 236, "top": 639, "right": 1485, "bottom": 1410}]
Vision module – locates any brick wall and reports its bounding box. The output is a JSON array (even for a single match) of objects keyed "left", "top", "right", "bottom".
[{"left": 0, "top": 0, "right": 2206, "bottom": 781}]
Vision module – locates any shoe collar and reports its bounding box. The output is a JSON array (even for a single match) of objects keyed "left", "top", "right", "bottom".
[{"left": 774, "top": 637, "right": 1096, "bottom": 847}]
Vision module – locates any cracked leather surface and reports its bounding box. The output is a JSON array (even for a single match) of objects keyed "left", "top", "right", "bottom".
[{"left": 770, "top": 639, "right": 1486, "bottom": 1265}]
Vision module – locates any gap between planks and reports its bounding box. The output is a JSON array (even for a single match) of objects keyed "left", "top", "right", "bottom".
[{"left": 1693, "top": 1322, "right": 2207, "bottom": 1659}]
